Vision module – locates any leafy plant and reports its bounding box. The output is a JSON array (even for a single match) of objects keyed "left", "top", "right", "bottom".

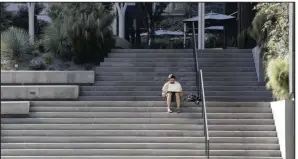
[
  {"left": 137, "top": 2, "right": 169, "bottom": 47},
  {"left": 0, "top": 3, "right": 12, "bottom": 32},
  {"left": 46, "top": 3, "right": 115, "bottom": 64},
  {"left": 42, "top": 22, "right": 72, "bottom": 58},
  {"left": 266, "top": 56, "right": 289, "bottom": 100},
  {"left": 29, "top": 58, "right": 46, "bottom": 70},
  {"left": 1, "top": 40, "right": 14, "bottom": 70},
  {"left": 250, "top": 3, "right": 290, "bottom": 100},
  {"left": 44, "top": 54, "right": 53, "bottom": 65},
  {"left": 10, "top": 3, "right": 48, "bottom": 37},
  {"left": 1, "top": 27, "right": 33, "bottom": 61}
]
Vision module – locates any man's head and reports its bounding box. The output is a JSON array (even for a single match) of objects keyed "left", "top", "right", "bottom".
[{"left": 168, "top": 74, "right": 176, "bottom": 84}]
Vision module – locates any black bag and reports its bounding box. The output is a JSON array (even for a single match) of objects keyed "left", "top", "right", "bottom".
[{"left": 184, "top": 94, "right": 198, "bottom": 102}]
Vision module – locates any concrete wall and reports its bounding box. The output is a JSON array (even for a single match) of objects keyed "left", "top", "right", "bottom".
[
  {"left": 1, "top": 71, "right": 94, "bottom": 84},
  {"left": 1, "top": 101, "right": 30, "bottom": 115},
  {"left": 1, "top": 85, "right": 79, "bottom": 100},
  {"left": 252, "top": 46, "right": 264, "bottom": 82},
  {"left": 270, "top": 100, "right": 295, "bottom": 159}
]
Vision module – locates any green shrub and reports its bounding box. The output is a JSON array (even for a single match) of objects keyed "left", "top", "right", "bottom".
[
  {"left": 151, "top": 38, "right": 169, "bottom": 49},
  {"left": 1, "top": 40, "right": 14, "bottom": 70},
  {"left": 171, "top": 39, "right": 184, "bottom": 49},
  {"left": 44, "top": 54, "right": 53, "bottom": 65},
  {"left": 57, "top": 3, "right": 115, "bottom": 63},
  {"left": 266, "top": 56, "right": 289, "bottom": 100},
  {"left": 45, "top": 3, "right": 115, "bottom": 64},
  {"left": 1, "top": 27, "right": 33, "bottom": 61},
  {"left": 29, "top": 58, "right": 46, "bottom": 70},
  {"left": 42, "top": 22, "right": 72, "bottom": 58},
  {"left": 250, "top": 3, "right": 290, "bottom": 100}
]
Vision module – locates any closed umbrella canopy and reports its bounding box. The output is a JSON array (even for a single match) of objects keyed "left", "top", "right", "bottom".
[
  {"left": 205, "top": 26, "right": 224, "bottom": 30},
  {"left": 183, "top": 12, "right": 235, "bottom": 22},
  {"left": 140, "top": 29, "right": 184, "bottom": 36}
]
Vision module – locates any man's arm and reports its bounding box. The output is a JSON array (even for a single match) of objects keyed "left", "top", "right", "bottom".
[{"left": 162, "top": 82, "right": 169, "bottom": 93}]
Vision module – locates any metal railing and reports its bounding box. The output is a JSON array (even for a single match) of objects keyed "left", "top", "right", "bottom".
[
  {"left": 191, "top": 22, "right": 210, "bottom": 159},
  {"left": 199, "top": 69, "right": 210, "bottom": 159}
]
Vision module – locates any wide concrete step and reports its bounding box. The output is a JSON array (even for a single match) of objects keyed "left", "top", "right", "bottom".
[
  {"left": 29, "top": 107, "right": 272, "bottom": 113},
  {"left": 95, "top": 76, "right": 257, "bottom": 81},
  {"left": 95, "top": 72, "right": 257, "bottom": 77},
  {"left": 96, "top": 72, "right": 195, "bottom": 76},
  {"left": 110, "top": 96, "right": 270, "bottom": 102},
  {"left": 93, "top": 81, "right": 261, "bottom": 86},
  {"left": 1, "top": 136, "right": 278, "bottom": 144},
  {"left": 1, "top": 130, "right": 277, "bottom": 137},
  {"left": 30, "top": 101, "right": 270, "bottom": 107},
  {"left": 0, "top": 156, "right": 284, "bottom": 159},
  {"left": 111, "top": 49, "right": 193, "bottom": 53},
  {"left": 78, "top": 96, "right": 273, "bottom": 102},
  {"left": 1, "top": 124, "right": 276, "bottom": 131},
  {"left": 1, "top": 149, "right": 281, "bottom": 156},
  {"left": 79, "top": 86, "right": 266, "bottom": 92},
  {"left": 111, "top": 49, "right": 252, "bottom": 53},
  {"left": 96, "top": 67, "right": 256, "bottom": 72},
  {"left": 3, "top": 113, "right": 274, "bottom": 119},
  {"left": 0, "top": 118, "right": 275, "bottom": 125},
  {"left": 105, "top": 58, "right": 253, "bottom": 62},
  {"left": 108, "top": 53, "right": 252, "bottom": 58},
  {"left": 100, "top": 62, "right": 254, "bottom": 67},
  {"left": 96, "top": 67, "right": 196, "bottom": 72},
  {"left": 1, "top": 143, "right": 280, "bottom": 150},
  {"left": 79, "top": 91, "right": 271, "bottom": 97}
]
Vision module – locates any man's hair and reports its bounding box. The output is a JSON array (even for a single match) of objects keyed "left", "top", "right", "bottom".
[{"left": 168, "top": 74, "right": 176, "bottom": 79}]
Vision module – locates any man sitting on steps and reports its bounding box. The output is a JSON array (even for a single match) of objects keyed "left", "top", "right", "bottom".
[{"left": 162, "top": 74, "right": 183, "bottom": 113}]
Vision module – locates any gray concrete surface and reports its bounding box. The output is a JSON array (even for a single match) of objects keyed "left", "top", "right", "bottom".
[
  {"left": 1, "top": 71, "right": 94, "bottom": 84},
  {"left": 1, "top": 101, "right": 30, "bottom": 115},
  {"left": 1, "top": 85, "right": 79, "bottom": 100}
]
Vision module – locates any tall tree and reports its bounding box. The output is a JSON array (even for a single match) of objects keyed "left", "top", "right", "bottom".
[
  {"left": 47, "top": 3, "right": 115, "bottom": 63},
  {"left": 138, "top": 2, "right": 169, "bottom": 47},
  {"left": 0, "top": 3, "right": 12, "bottom": 32},
  {"left": 9, "top": 3, "right": 48, "bottom": 37}
]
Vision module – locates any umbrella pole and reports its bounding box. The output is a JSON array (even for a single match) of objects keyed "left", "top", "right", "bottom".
[{"left": 183, "top": 23, "right": 186, "bottom": 48}]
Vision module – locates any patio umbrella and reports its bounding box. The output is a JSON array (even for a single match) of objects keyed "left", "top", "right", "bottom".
[
  {"left": 182, "top": 12, "right": 235, "bottom": 49},
  {"left": 205, "top": 26, "right": 224, "bottom": 30},
  {"left": 140, "top": 29, "right": 184, "bottom": 36},
  {"left": 182, "top": 12, "right": 235, "bottom": 22}
]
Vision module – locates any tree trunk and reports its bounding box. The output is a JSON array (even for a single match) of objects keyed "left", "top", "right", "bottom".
[
  {"left": 147, "top": 15, "right": 152, "bottom": 47},
  {"left": 119, "top": 13, "right": 125, "bottom": 38}
]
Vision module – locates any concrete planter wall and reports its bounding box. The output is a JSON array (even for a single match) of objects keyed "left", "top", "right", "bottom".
[
  {"left": 270, "top": 100, "right": 295, "bottom": 159},
  {"left": 1, "top": 71, "right": 95, "bottom": 84},
  {"left": 1, "top": 101, "right": 30, "bottom": 115},
  {"left": 252, "top": 46, "right": 264, "bottom": 82},
  {"left": 1, "top": 85, "right": 79, "bottom": 100}
]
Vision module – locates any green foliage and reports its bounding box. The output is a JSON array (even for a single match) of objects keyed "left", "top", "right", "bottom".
[
  {"left": 138, "top": 2, "right": 169, "bottom": 47},
  {"left": 1, "top": 27, "right": 33, "bottom": 60},
  {"left": 248, "top": 10, "right": 267, "bottom": 45},
  {"left": 44, "top": 54, "right": 53, "bottom": 64},
  {"left": 45, "top": 3, "right": 115, "bottom": 63},
  {"left": 0, "top": 3, "right": 12, "bottom": 32},
  {"left": 266, "top": 56, "right": 289, "bottom": 100},
  {"left": 42, "top": 22, "right": 71, "bottom": 58},
  {"left": 250, "top": 3, "right": 289, "bottom": 59},
  {"left": 158, "top": 18, "right": 184, "bottom": 31},
  {"left": 29, "top": 58, "right": 46, "bottom": 70},
  {"left": 10, "top": 3, "right": 49, "bottom": 37},
  {"left": 206, "top": 34, "right": 222, "bottom": 48},
  {"left": 250, "top": 3, "right": 290, "bottom": 100},
  {"left": 1, "top": 40, "right": 14, "bottom": 70}
]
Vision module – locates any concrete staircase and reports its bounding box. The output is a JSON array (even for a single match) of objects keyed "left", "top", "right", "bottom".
[
  {"left": 1, "top": 101, "right": 281, "bottom": 159},
  {"left": 79, "top": 49, "right": 272, "bottom": 101}
]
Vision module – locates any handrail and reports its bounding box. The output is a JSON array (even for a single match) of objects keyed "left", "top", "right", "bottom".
[
  {"left": 200, "top": 69, "right": 210, "bottom": 159},
  {"left": 191, "top": 22, "right": 210, "bottom": 159}
]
